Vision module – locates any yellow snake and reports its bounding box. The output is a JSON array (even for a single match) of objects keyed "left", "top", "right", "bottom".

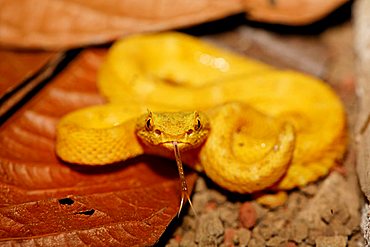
[{"left": 56, "top": 32, "right": 346, "bottom": 200}]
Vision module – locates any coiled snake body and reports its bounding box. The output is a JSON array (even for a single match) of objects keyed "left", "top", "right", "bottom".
[{"left": 56, "top": 33, "right": 346, "bottom": 211}]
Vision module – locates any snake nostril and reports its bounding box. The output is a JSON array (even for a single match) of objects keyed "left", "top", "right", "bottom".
[
  {"left": 187, "top": 129, "right": 194, "bottom": 135},
  {"left": 154, "top": 129, "right": 162, "bottom": 135}
]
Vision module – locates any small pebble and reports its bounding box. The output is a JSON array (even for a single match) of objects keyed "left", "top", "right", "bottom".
[
  {"left": 256, "top": 223, "right": 276, "bottom": 240},
  {"left": 205, "top": 201, "right": 218, "bottom": 212},
  {"left": 347, "top": 231, "right": 365, "bottom": 247},
  {"left": 285, "top": 242, "right": 297, "bottom": 247},
  {"left": 266, "top": 236, "right": 286, "bottom": 246},
  {"left": 330, "top": 217, "right": 352, "bottom": 236},
  {"left": 195, "top": 212, "right": 224, "bottom": 246},
  {"left": 252, "top": 202, "right": 268, "bottom": 221},
  {"left": 251, "top": 228, "right": 265, "bottom": 244},
  {"left": 235, "top": 228, "right": 251, "bottom": 247},
  {"left": 179, "top": 231, "right": 196, "bottom": 247},
  {"left": 218, "top": 203, "right": 240, "bottom": 228},
  {"left": 192, "top": 192, "right": 210, "bottom": 214},
  {"left": 315, "top": 235, "right": 347, "bottom": 247},
  {"left": 192, "top": 190, "right": 227, "bottom": 214},
  {"left": 289, "top": 220, "right": 308, "bottom": 243},
  {"left": 182, "top": 215, "right": 195, "bottom": 231},
  {"left": 239, "top": 202, "right": 257, "bottom": 229},
  {"left": 223, "top": 228, "right": 236, "bottom": 247},
  {"left": 174, "top": 234, "right": 182, "bottom": 243},
  {"left": 248, "top": 238, "right": 265, "bottom": 247},
  {"left": 208, "top": 190, "right": 227, "bottom": 204},
  {"left": 165, "top": 238, "right": 179, "bottom": 247},
  {"left": 305, "top": 229, "right": 321, "bottom": 245},
  {"left": 195, "top": 177, "right": 207, "bottom": 192},
  {"left": 286, "top": 192, "right": 307, "bottom": 212}
]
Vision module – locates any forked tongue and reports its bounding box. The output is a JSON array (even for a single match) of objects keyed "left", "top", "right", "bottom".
[{"left": 172, "top": 141, "right": 196, "bottom": 217}]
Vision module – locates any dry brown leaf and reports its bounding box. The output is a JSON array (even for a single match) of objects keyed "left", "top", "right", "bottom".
[
  {"left": 0, "top": 0, "right": 243, "bottom": 50},
  {"left": 0, "top": 49, "right": 197, "bottom": 246},
  {"left": 0, "top": 0, "right": 350, "bottom": 50},
  {"left": 0, "top": 50, "right": 57, "bottom": 95},
  {"left": 0, "top": 50, "right": 63, "bottom": 117},
  {"left": 242, "top": 0, "right": 349, "bottom": 25}
]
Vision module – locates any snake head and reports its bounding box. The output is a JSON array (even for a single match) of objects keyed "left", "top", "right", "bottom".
[{"left": 135, "top": 110, "right": 210, "bottom": 151}]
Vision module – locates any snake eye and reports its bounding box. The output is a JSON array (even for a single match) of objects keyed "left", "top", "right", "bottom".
[
  {"left": 145, "top": 110, "right": 154, "bottom": 131},
  {"left": 195, "top": 118, "right": 201, "bottom": 131},
  {"left": 146, "top": 118, "right": 153, "bottom": 131}
]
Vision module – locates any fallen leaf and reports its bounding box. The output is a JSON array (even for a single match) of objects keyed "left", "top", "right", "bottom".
[
  {"left": 242, "top": 0, "right": 349, "bottom": 25},
  {"left": 0, "top": 50, "right": 57, "bottom": 96},
  {"left": 0, "top": 0, "right": 243, "bottom": 50},
  {"left": 0, "top": 49, "right": 197, "bottom": 246},
  {"left": 0, "top": 50, "right": 63, "bottom": 117},
  {"left": 0, "top": 0, "right": 349, "bottom": 50}
]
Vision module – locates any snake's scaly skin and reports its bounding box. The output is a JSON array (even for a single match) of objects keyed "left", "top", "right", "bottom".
[{"left": 56, "top": 33, "right": 346, "bottom": 192}]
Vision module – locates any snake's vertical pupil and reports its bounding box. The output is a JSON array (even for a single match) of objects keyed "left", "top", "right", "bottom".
[
  {"left": 194, "top": 111, "right": 201, "bottom": 131},
  {"left": 145, "top": 110, "right": 153, "bottom": 131},
  {"left": 195, "top": 118, "right": 201, "bottom": 131},
  {"left": 146, "top": 118, "right": 152, "bottom": 130}
]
